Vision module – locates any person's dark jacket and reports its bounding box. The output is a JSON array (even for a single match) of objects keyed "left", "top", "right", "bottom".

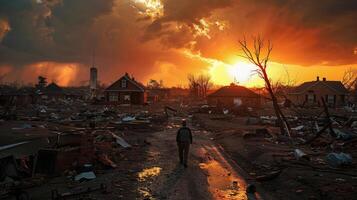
[{"left": 176, "top": 127, "right": 192, "bottom": 144}]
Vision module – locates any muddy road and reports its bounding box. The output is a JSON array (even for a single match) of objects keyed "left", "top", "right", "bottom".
[{"left": 136, "top": 118, "right": 269, "bottom": 200}]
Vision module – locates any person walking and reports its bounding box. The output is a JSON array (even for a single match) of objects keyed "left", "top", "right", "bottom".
[{"left": 176, "top": 120, "right": 192, "bottom": 168}]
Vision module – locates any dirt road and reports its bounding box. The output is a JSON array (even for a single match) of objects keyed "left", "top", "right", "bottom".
[{"left": 136, "top": 118, "right": 268, "bottom": 200}]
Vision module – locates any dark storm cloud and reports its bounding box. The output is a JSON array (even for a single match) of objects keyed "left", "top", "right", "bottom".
[
  {"left": 0, "top": 0, "right": 114, "bottom": 66},
  {"left": 0, "top": 0, "right": 52, "bottom": 65},
  {"left": 0, "top": 0, "right": 356, "bottom": 86},
  {"left": 142, "top": 0, "right": 232, "bottom": 47},
  {"left": 162, "top": 0, "right": 232, "bottom": 23}
]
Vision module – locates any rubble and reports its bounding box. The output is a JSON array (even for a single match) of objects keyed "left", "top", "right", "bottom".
[
  {"left": 0, "top": 94, "right": 170, "bottom": 199},
  {"left": 192, "top": 103, "right": 357, "bottom": 199},
  {"left": 326, "top": 153, "right": 352, "bottom": 168},
  {"left": 74, "top": 164, "right": 96, "bottom": 182},
  {"left": 293, "top": 149, "right": 310, "bottom": 161},
  {"left": 1, "top": 83, "right": 357, "bottom": 199}
]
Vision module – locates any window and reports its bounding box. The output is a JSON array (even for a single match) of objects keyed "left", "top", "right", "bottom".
[
  {"left": 121, "top": 79, "right": 127, "bottom": 88},
  {"left": 307, "top": 94, "right": 314, "bottom": 103},
  {"left": 327, "top": 95, "right": 334, "bottom": 104},
  {"left": 233, "top": 98, "right": 242, "bottom": 106},
  {"left": 109, "top": 93, "right": 118, "bottom": 101},
  {"left": 124, "top": 95, "right": 131, "bottom": 101}
]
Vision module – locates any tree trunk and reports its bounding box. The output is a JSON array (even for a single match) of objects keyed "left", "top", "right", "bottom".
[{"left": 263, "top": 70, "right": 289, "bottom": 135}]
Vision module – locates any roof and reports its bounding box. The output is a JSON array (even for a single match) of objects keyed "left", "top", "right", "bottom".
[
  {"left": 43, "top": 82, "right": 64, "bottom": 95},
  {"left": 105, "top": 73, "right": 145, "bottom": 92},
  {"left": 290, "top": 80, "right": 348, "bottom": 94},
  {"left": 208, "top": 84, "right": 260, "bottom": 98}
]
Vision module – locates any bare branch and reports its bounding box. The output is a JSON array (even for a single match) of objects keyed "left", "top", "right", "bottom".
[{"left": 238, "top": 36, "right": 290, "bottom": 136}]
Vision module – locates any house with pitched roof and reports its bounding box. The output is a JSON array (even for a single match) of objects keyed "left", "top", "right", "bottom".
[
  {"left": 104, "top": 73, "right": 147, "bottom": 105},
  {"left": 207, "top": 83, "right": 261, "bottom": 108},
  {"left": 43, "top": 82, "right": 65, "bottom": 99},
  {"left": 288, "top": 77, "right": 348, "bottom": 107}
]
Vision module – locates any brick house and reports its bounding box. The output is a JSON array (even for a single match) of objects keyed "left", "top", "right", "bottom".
[
  {"left": 104, "top": 73, "right": 147, "bottom": 105},
  {"left": 207, "top": 83, "right": 261, "bottom": 108},
  {"left": 288, "top": 77, "right": 348, "bottom": 107}
]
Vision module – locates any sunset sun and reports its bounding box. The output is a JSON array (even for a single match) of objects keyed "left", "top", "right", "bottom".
[
  {"left": 228, "top": 61, "right": 256, "bottom": 84},
  {"left": 1, "top": 1, "right": 357, "bottom": 199}
]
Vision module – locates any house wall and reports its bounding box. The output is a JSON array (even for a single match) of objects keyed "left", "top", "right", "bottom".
[
  {"left": 207, "top": 96, "right": 261, "bottom": 108},
  {"left": 105, "top": 91, "right": 147, "bottom": 105},
  {"left": 114, "top": 77, "right": 142, "bottom": 91},
  {"left": 288, "top": 83, "right": 346, "bottom": 107},
  {"left": 104, "top": 75, "right": 147, "bottom": 105}
]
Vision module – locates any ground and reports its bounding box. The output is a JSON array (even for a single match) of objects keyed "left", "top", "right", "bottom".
[
  {"left": 2, "top": 104, "right": 357, "bottom": 200},
  {"left": 3, "top": 116, "right": 269, "bottom": 200},
  {"left": 193, "top": 113, "right": 357, "bottom": 200},
  {"left": 135, "top": 117, "right": 268, "bottom": 200}
]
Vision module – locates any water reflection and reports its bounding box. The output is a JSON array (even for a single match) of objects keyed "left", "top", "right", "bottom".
[
  {"left": 138, "top": 186, "right": 154, "bottom": 199},
  {"left": 137, "top": 166, "right": 162, "bottom": 199},
  {"left": 198, "top": 146, "right": 249, "bottom": 200},
  {"left": 138, "top": 166, "right": 162, "bottom": 182}
]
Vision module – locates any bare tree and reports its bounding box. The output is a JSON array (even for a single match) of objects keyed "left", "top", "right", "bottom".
[
  {"left": 272, "top": 68, "right": 297, "bottom": 99},
  {"left": 36, "top": 76, "right": 47, "bottom": 89},
  {"left": 147, "top": 79, "right": 163, "bottom": 89},
  {"left": 197, "top": 74, "right": 213, "bottom": 98},
  {"left": 188, "top": 74, "right": 213, "bottom": 98},
  {"left": 187, "top": 74, "right": 199, "bottom": 98},
  {"left": 239, "top": 36, "right": 290, "bottom": 136},
  {"left": 342, "top": 67, "right": 357, "bottom": 91}
]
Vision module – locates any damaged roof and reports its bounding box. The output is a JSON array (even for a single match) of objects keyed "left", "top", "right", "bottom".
[
  {"left": 208, "top": 84, "right": 260, "bottom": 98},
  {"left": 290, "top": 80, "right": 348, "bottom": 94}
]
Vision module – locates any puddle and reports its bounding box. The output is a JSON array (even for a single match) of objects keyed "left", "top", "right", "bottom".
[
  {"left": 138, "top": 186, "right": 155, "bottom": 199},
  {"left": 137, "top": 167, "right": 162, "bottom": 199},
  {"left": 198, "top": 145, "right": 250, "bottom": 200},
  {"left": 200, "top": 160, "right": 248, "bottom": 199},
  {"left": 138, "top": 166, "right": 162, "bottom": 182}
]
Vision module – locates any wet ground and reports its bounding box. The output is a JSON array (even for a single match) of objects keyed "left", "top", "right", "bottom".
[
  {"left": 2, "top": 117, "right": 270, "bottom": 200},
  {"left": 135, "top": 117, "right": 267, "bottom": 200}
]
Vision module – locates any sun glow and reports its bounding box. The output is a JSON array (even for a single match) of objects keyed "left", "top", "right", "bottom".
[
  {"left": 133, "top": 0, "right": 163, "bottom": 19},
  {"left": 182, "top": 50, "right": 260, "bottom": 86},
  {"left": 209, "top": 60, "right": 258, "bottom": 86},
  {"left": 228, "top": 61, "right": 256, "bottom": 84}
]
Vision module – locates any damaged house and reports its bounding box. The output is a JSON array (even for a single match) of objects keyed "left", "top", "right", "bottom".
[
  {"left": 40, "top": 82, "right": 65, "bottom": 100},
  {"left": 207, "top": 83, "right": 261, "bottom": 108},
  {"left": 288, "top": 77, "right": 348, "bottom": 107},
  {"left": 0, "top": 86, "right": 36, "bottom": 106},
  {"left": 104, "top": 73, "right": 147, "bottom": 105}
]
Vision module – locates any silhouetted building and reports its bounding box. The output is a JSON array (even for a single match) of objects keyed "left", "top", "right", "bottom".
[
  {"left": 207, "top": 83, "right": 261, "bottom": 108},
  {"left": 0, "top": 86, "right": 36, "bottom": 106},
  {"left": 288, "top": 77, "right": 348, "bottom": 107},
  {"left": 41, "top": 82, "right": 65, "bottom": 100},
  {"left": 104, "top": 73, "right": 147, "bottom": 105},
  {"left": 90, "top": 67, "right": 97, "bottom": 99}
]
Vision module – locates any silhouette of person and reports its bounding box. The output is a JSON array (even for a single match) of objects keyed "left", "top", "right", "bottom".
[{"left": 176, "top": 120, "right": 192, "bottom": 168}]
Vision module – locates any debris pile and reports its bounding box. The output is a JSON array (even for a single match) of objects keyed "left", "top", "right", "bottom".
[
  {"left": 0, "top": 97, "right": 170, "bottom": 199},
  {"left": 192, "top": 103, "right": 357, "bottom": 199}
]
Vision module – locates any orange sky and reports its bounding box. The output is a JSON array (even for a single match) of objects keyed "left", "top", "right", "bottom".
[{"left": 0, "top": 0, "right": 356, "bottom": 87}]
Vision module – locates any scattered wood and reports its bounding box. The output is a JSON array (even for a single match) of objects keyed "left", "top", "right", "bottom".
[
  {"left": 255, "top": 170, "right": 282, "bottom": 182},
  {"left": 321, "top": 98, "right": 336, "bottom": 137},
  {"left": 304, "top": 122, "right": 332, "bottom": 144}
]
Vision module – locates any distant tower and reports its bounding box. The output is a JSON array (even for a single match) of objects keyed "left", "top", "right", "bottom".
[{"left": 90, "top": 50, "right": 98, "bottom": 99}]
